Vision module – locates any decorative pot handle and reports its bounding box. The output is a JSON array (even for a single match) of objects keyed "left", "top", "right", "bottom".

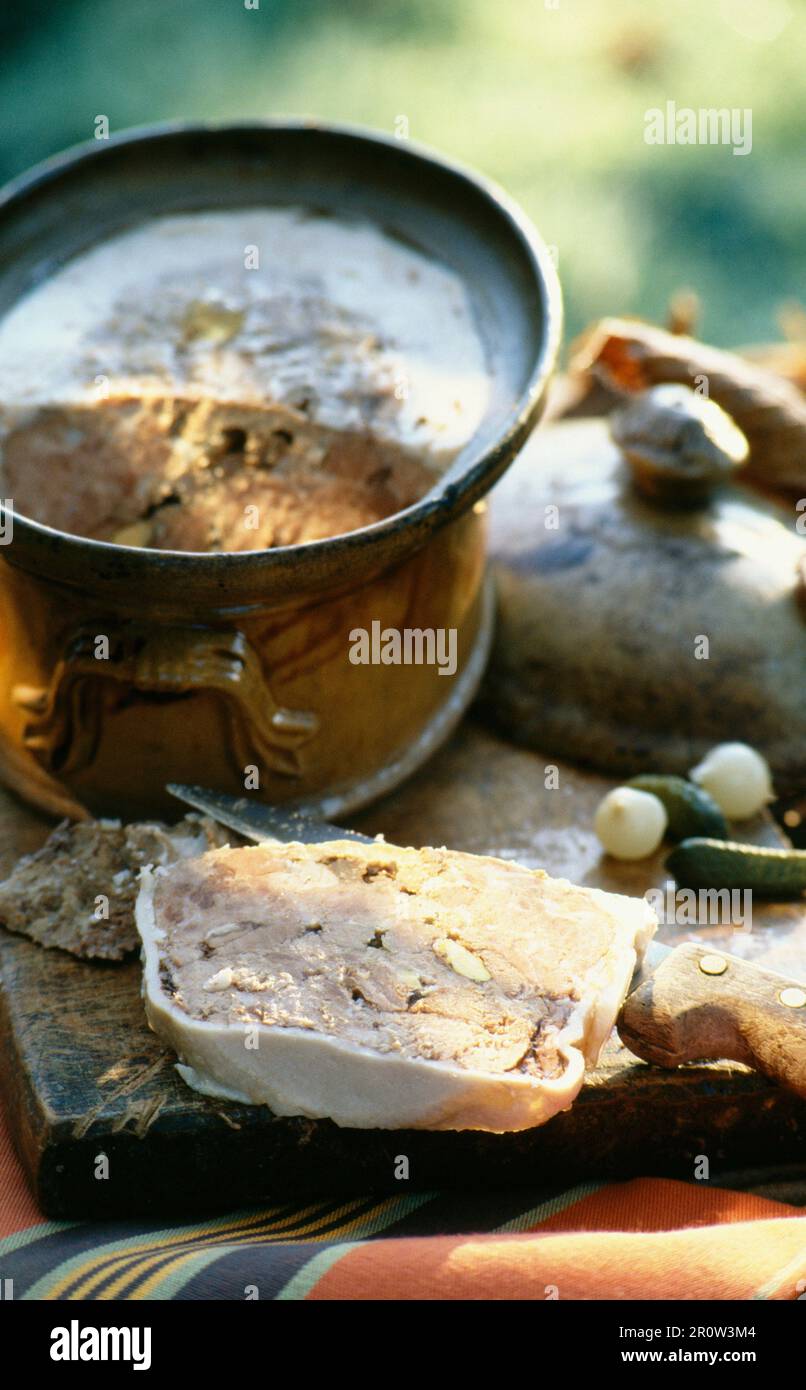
[{"left": 13, "top": 623, "right": 318, "bottom": 780}]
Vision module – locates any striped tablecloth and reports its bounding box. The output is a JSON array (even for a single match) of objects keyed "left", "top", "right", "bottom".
[{"left": 2, "top": 1103, "right": 804, "bottom": 1300}]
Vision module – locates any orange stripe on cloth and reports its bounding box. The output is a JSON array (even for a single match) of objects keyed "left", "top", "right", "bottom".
[
  {"left": 529, "top": 1177, "right": 800, "bottom": 1234},
  {"left": 0, "top": 1098, "right": 44, "bottom": 1239},
  {"left": 307, "top": 1213, "right": 806, "bottom": 1301}
]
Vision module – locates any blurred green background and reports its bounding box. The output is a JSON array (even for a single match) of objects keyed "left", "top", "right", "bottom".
[{"left": 1, "top": 0, "right": 803, "bottom": 350}]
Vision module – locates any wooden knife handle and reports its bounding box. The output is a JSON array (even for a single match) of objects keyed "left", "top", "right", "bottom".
[{"left": 618, "top": 941, "right": 806, "bottom": 1096}]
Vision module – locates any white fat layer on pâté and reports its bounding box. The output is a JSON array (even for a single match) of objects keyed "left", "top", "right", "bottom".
[{"left": 0, "top": 208, "right": 490, "bottom": 458}]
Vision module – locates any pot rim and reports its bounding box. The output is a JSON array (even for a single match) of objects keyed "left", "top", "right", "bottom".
[{"left": 0, "top": 118, "right": 562, "bottom": 586}]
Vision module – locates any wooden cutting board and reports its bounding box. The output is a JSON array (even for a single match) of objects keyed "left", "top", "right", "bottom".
[{"left": 1, "top": 719, "right": 804, "bottom": 1218}]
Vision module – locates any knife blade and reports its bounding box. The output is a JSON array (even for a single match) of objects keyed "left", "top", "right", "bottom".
[
  {"left": 618, "top": 938, "right": 806, "bottom": 1097},
  {"left": 626, "top": 938, "right": 673, "bottom": 994},
  {"left": 167, "top": 783, "right": 375, "bottom": 846}
]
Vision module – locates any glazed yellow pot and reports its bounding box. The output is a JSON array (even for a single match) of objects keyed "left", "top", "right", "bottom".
[{"left": 0, "top": 122, "right": 561, "bottom": 820}]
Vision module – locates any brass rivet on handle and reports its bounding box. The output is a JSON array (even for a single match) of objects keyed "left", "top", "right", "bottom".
[
  {"left": 699, "top": 954, "right": 728, "bottom": 976},
  {"left": 779, "top": 987, "right": 806, "bottom": 1009}
]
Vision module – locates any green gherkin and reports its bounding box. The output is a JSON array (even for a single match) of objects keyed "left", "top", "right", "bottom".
[
  {"left": 627, "top": 775, "right": 728, "bottom": 842},
  {"left": 667, "top": 838, "right": 806, "bottom": 898}
]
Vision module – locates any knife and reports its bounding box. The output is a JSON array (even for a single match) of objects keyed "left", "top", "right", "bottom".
[
  {"left": 168, "top": 783, "right": 806, "bottom": 1097},
  {"left": 618, "top": 938, "right": 806, "bottom": 1098},
  {"left": 167, "top": 783, "right": 375, "bottom": 845}
]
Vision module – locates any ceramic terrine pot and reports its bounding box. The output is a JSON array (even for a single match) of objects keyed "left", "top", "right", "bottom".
[{"left": 0, "top": 122, "right": 561, "bottom": 820}]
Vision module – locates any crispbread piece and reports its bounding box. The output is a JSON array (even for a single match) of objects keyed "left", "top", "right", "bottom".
[
  {"left": 0, "top": 815, "right": 230, "bottom": 961},
  {"left": 137, "top": 839, "right": 656, "bottom": 1132}
]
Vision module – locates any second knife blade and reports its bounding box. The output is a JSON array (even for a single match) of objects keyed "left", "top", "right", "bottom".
[{"left": 167, "top": 783, "right": 375, "bottom": 846}]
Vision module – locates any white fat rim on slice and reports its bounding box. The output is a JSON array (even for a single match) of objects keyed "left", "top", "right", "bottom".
[{"left": 135, "top": 865, "right": 656, "bottom": 1133}]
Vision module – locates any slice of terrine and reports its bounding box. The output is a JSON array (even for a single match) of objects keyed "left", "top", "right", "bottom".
[{"left": 136, "top": 839, "right": 656, "bottom": 1132}]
